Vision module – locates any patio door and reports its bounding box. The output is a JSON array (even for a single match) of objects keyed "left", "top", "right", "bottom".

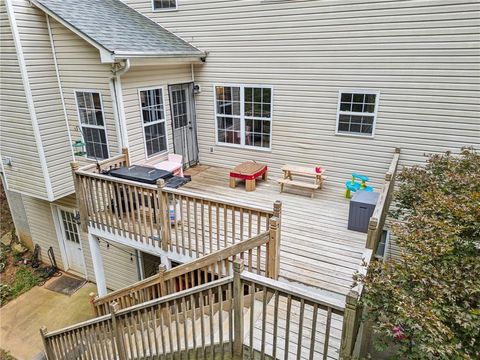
[
  {"left": 57, "top": 208, "right": 86, "bottom": 275},
  {"left": 169, "top": 83, "right": 199, "bottom": 168}
]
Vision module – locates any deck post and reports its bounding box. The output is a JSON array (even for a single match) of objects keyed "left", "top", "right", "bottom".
[
  {"left": 365, "top": 217, "right": 378, "bottom": 250},
  {"left": 273, "top": 200, "right": 282, "bottom": 238},
  {"left": 268, "top": 216, "right": 281, "bottom": 280},
  {"left": 122, "top": 148, "right": 130, "bottom": 166},
  {"left": 357, "top": 305, "right": 373, "bottom": 358},
  {"left": 89, "top": 292, "right": 99, "bottom": 316},
  {"left": 70, "top": 161, "right": 88, "bottom": 233},
  {"left": 340, "top": 290, "right": 360, "bottom": 359},
  {"left": 158, "top": 264, "right": 167, "bottom": 296},
  {"left": 88, "top": 233, "right": 107, "bottom": 296},
  {"left": 233, "top": 259, "right": 244, "bottom": 357},
  {"left": 156, "top": 179, "right": 171, "bottom": 251},
  {"left": 110, "top": 302, "right": 127, "bottom": 360},
  {"left": 40, "top": 326, "right": 54, "bottom": 360}
]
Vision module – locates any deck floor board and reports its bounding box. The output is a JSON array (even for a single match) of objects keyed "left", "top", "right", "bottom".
[{"left": 183, "top": 165, "right": 367, "bottom": 300}]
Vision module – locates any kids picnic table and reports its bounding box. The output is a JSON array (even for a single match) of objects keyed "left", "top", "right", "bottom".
[
  {"left": 278, "top": 164, "right": 327, "bottom": 198},
  {"left": 229, "top": 161, "right": 268, "bottom": 191}
]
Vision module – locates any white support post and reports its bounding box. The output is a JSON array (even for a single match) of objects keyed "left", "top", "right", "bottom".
[{"left": 88, "top": 233, "right": 107, "bottom": 296}]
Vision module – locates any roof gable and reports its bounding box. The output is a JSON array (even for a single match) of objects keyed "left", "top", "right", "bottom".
[{"left": 31, "top": 0, "right": 204, "bottom": 61}]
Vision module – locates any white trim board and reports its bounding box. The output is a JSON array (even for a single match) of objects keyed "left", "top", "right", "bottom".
[
  {"left": 89, "top": 226, "right": 198, "bottom": 265},
  {"left": 4, "top": 0, "right": 54, "bottom": 201}
]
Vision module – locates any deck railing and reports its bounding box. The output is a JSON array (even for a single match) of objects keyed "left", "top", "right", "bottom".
[
  {"left": 41, "top": 261, "right": 345, "bottom": 360},
  {"left": 339, "top": 148, "right": 401, "bottom": 359},
  {"left": 92, "top": 217, "right": 281, "bottom": 316},
  {"left": 71, "top": 151, "right": 277, "bottom": 259}
]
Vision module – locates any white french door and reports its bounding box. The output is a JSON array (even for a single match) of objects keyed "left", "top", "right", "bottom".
[{"left": 57, "top": 208, "right": 86, "bottom": 274}]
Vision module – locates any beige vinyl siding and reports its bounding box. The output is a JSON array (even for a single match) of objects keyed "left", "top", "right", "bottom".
[
  {"left": 10, "top": 0, "right": 74, "bottom": 199},
  {"left": 121, "top": 65, "right": 192, "bottom": 164},
  {"left": 22, "top": 193, "right": 139, "bottom": 291},
  {"left": 22, "top": 194, "right": 66, "bottom": 269},
  {"left": 0, "top": 0, "right": 48, "bottom": 199},
  {"left": 123, "top": 0, "right": 480, "bottom": 188},
  {"left": 48, "top": 18, "right": 120, "bottom": 166}
]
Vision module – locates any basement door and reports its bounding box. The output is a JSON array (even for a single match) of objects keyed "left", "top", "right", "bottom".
[
  {"left": 169, "top": 83, "right": 199, "bottom": 168},
  {"left": 57, "top": 208, "right": 86, "bottom": 275}
]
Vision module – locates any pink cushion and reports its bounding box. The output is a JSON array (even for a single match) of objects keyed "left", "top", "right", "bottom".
[{"left": 153, "top": 161, "right": 181, "bottom": 172}]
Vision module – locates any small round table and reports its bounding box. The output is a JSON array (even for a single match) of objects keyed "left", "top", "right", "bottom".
[{"left": 229, "top": 162, "right": 268, "bottom": 191}]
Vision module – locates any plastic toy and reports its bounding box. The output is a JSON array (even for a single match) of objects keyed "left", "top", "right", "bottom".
[{"left": 345, "top": 173, "right": 373, "bottom": 198}]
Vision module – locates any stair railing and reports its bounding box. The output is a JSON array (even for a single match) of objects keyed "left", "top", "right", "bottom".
[
  {"left": 41, "top": 259, "right": 345, "bottom": 360},
  {"left": 92, "top": 216, "right": 281, "bottom": 316}
]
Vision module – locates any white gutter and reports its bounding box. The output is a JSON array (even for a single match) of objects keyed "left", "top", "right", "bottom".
[
  {"left": 110, "top": 60, "right": 131, "bottom": 156},
  {"left": 46, "top": 14, "right": 75, "bottom": 161}
]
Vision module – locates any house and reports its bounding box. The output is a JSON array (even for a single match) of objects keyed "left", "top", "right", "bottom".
[{"left": 1, "top": 0, "right": 479, "bottom": 358}]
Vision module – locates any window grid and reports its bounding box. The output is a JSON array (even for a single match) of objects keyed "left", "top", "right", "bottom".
[
  {"left": 153, "top": 0, "right": 177, "bottom": 10},
  {"left": 140, "top": 88, "right": 168, "bottom": 158},
  {"left": 75, "top": 91, "right": 109, "bottom": 160},
  {"left": 172, "top": 89, "right": 188, "bottom": 129},
  {"left": 61, "top": 210, "right": 80, "bottom": 244},
  {"left": 336, "top": 91, "right": 378, "bottom": 136},
  {"left": 215, "top": 85, "right": 272, "bottom": 149}
]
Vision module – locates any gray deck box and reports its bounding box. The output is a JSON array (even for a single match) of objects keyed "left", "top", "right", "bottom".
[{"left": 348, "top": 191, "right": 379, "bottom": 233}]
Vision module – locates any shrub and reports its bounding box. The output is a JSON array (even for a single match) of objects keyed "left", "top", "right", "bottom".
[
  {"left": 0, "top": 284, "right": 12, "bottom": 306},
  {"left": 359, "top": 148, "right": 480, "bottom": 359}
]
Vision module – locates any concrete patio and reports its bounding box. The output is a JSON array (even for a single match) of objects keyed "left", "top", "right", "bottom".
[{"left": 0, "top": 277, "right": 95, "bottom": 360}]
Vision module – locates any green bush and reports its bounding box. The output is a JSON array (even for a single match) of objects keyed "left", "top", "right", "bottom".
[
  {"left": 0, "top": 284, "right": 12, "bottom": 306},
  {"left": 359, "top": 148, "right": 480, "bottom": 359}
]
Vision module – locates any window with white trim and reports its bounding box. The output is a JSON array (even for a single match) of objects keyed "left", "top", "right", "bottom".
[
  {"left": 75, "top": 91, "right": 109, "bottom": 160},
  {"left": 336, "top": 91, "right": 379, "bottom": 136},
  {"left": 139, "top": 88, "right": 167, "bottom": 158},
  {"left": 215, "top": 85, "right": 272, "bottom": 149},
  {"left": 153, "top": 0, "right": 177, "bottom": 10}
]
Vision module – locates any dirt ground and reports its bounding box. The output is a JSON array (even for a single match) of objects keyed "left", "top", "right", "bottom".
[
  {"left": 0, "top": 183, "right": 13, "bottom": 239},
  {"left": 0, "top": 185, "right": 18, "bottom": 359}
]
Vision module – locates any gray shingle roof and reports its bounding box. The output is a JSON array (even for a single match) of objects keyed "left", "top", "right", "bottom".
[{"left": 33, "top": 0, "right": 204, "bottom": 58}]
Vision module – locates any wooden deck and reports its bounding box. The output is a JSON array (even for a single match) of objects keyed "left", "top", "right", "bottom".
[{"left": 184, "top": 165, "right": 366, "bottom": 300}]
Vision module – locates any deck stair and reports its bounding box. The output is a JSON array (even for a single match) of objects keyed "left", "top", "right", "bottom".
[{"left": 40, "top": 263, "right": 346, "bottom": 360}]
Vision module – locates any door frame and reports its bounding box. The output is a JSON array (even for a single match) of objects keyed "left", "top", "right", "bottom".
[
  {"left": 51, "top": 204, "right": 88, "bottom": 278},
  {"left": 168, "top": 81, "right": 199, "bottom": 168}
]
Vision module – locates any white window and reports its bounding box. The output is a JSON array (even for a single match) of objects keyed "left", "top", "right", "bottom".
[
  {"left": 75, "top": 91, "right": 109, "bottom": 160},
  {"left": 336, "top": 90, "right": 379, "bottom": 137},
  {"left": 215, "top": 85, "right": 272, "bottom": 149},
  {"left": 139, "top": 87, "right": 168, "bottom": 158},
  {"left": 153, "top": 0, "right": 177, "bottom": 11}
]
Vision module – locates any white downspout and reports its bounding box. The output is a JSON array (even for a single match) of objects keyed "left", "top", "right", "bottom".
[
  {"left": 46, "top": 14, "right": 75, "bottom": 161},
  {"left": 111, "top": 59, "right": 130, "bottom": 157}
]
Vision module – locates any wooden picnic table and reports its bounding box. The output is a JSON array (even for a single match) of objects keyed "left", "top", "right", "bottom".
[{"left": 278, "top": 164, "right": 327, "bottom": 198}]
